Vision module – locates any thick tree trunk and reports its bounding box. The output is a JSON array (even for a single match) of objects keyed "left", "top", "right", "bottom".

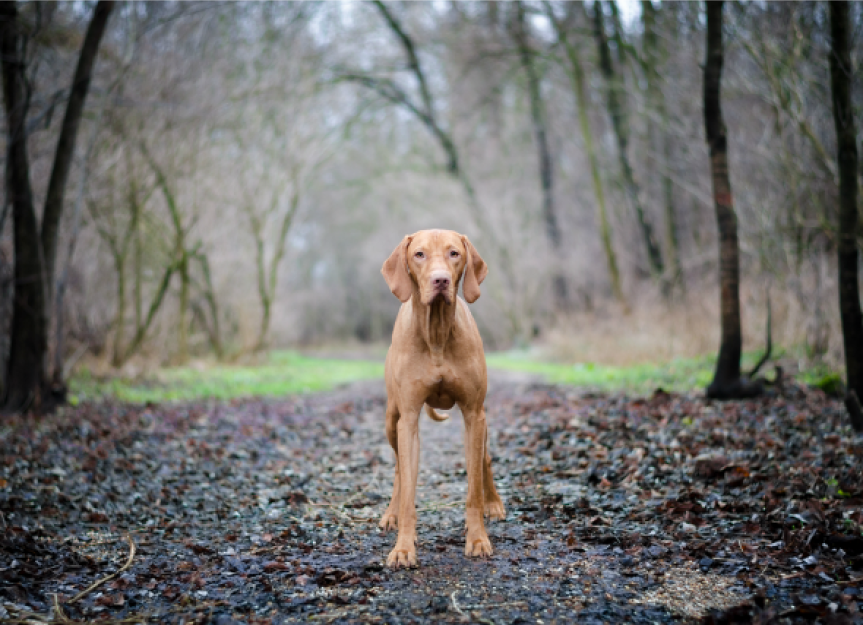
[
  {"left": 704, "top": 1, "right": 760, "bottom": 400},
  {"left": 41, "top": 1, "right": 114, "bottom": 298},
  {"left": 1, "top": 1, "right": 113, "bottom": 413},
  {"left": 829, "top": 1, "right": 863, "bottom": 432},
  {"left": 2, "top": 1, "right": 47, "bottom": 412},
  {"left": 593, "top": 0, "right": 664, "bottom": 280},
  {"left": 514, "top": 1, "right": 567, "bottom": 308}
]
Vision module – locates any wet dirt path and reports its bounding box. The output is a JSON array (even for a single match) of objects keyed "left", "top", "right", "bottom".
[{"left": 1, "top": 373, "right": 860, "bottom": 623}]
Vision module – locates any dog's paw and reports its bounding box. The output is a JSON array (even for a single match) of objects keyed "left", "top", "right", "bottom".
[
  {"left": 484, "top": 500, "right": 506, "bottom": 521},
  {"left": 379, "top": 511, "right": 398, "bottom": 531},
  {"left": 386, "top": 546, "right": 417, "bottom": 568},
  {"left": 464, "top": 533, "right": 493, "bottom": 557}
]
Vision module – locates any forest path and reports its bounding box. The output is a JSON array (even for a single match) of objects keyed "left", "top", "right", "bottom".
[{"left": 1, "top": 377, "right": 861, "bottom": 623}]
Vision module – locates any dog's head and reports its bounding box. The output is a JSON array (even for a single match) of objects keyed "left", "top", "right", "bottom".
[{"left": 381, "top": 229, "right": 487, "bottom": 305}]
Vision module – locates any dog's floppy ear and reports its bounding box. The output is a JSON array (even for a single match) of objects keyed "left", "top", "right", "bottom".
[
  {"left": 381, "top": 235, "right": 414, "bottom": 302},
  {"left": 461, "top": 235, "right": 488, "bottom": 303}
]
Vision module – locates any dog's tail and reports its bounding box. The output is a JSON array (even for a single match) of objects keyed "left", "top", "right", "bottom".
[{"left": 424, "top": 405, "right": 450, "bottom": 422}]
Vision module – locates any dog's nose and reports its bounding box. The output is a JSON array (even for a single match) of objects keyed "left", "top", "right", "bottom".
[{"left": 431, "top": 273, "right": 450, "bottom": 290}]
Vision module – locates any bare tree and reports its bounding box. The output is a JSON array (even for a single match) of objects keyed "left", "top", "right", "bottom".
[
  {"left": 703, "top": 1, "right": 761, "bottom": 400},
  {"left": 1, "top": 1, "right": 114, "bottom": 413},
  {"left": 546, "top": 1, "right": 623, "bottom": 305},
  {"left": 512, "top": 1, "right": 567, "bottom": 308},
  {"left": 243, "top": 170, "right": 301, "bottom": 352},
  {"left": 642, "top": 0, "right": 681, "bottom": 292},
  {"left": 829, "top": 0, "right": 863, "bottom": 432},
  {"left": 341, "top": 2, "right": 466, "bottom": 195},
  {"left": 592, "top": 0, "right": 664, "bottom": 280},
  {"left": 338, "top": 1, "right": 522, "bottom": 332}
]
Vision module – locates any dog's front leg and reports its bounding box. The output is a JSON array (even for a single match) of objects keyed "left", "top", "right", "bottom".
[
  {"left": 380, "top": 402, "right": 400, "bottom": 531},
  {"left": 387, "top": 406, "right": 421, "bottom": 568},
  {"left": 462, "top": 405, "right": 493, "bottom": 557}
]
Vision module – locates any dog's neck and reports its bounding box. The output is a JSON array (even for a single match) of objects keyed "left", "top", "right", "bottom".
[{"left": 411, "top": 291, "right": 457, "bottom": 356}]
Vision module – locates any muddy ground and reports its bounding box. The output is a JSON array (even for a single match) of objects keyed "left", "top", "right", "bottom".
[{"left": 1, "top": 373, "right": 862, "bottom": 624}]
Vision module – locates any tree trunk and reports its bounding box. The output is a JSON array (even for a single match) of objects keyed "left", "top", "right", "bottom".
[
  {"left": 191, "top": 251, "right": 222, "bottom": 357},
  {"left": 258, "top": 186, "right": 300, "bottom": 350},
  {"left": 829, "top": 0, "right": 863, "bottom": 432},
  {"left": 139, "top": 138, "right": 191, "bottom": 363},
  {"left": 1, "top": 0, "right": 46, "bottom": 412},
  {"left": 177, "top": 253, "right": 189, "bottom": 363},
  {"left": 704, "top": 1, "right": 760, "bottom": 400},
  {"left": 53, "top": 103, "right": 105, "bottom": 385},
  {"left": 41, "top": 1, "right": 114, "bottom": 299},
  {"left": 1, "top": 1, "right": 113, "bottom": 413},
  {"left": 514, "top": 1, "right": 567, "bottom": 308},
  {"left": 134, "top": 212, "right": 143, "bottom": 332},
  {"left": 112, "top": 253, "right": 127, "bottom": 367},
  {"left": 546, "top": 1, "right": 624, "bottom": 305},
  {"left": 592, "top": 0, "right": 664, "bottom": 280},
  {"left": 121, "top": 260, "right": 179, "bottom": 364},
  {"left": 642, "top": 0, "right": 682, "bottom": 292}
]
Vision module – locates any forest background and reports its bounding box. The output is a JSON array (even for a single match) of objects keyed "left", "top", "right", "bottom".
[{"left": 1, "top": 0, "right": 861, "bottom": 402}]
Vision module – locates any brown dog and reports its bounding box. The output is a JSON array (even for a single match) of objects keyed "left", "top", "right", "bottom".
[{"left": 380, "top": 229, "right": 505, "bottom": 568}]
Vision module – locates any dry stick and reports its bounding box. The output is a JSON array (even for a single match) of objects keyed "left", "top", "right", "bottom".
[
  {"left": 306, "top": 499, "right": 357, "bottom": 526},
  {"left": 418, "top": 500, "right": 465, "bottom": 512},
  {"left": 69, "top": 533, "right": 136, "bottom": 604},
  {"left": 463, "top": 601, "right": 527, "bottom": 610},
  {"left": 3, "top": 536, "right": 139, "bottom": 625},
  {"left": 307, "top": 465, "right": 381, "bottom": 508},
  {"left": 451, "top": 591, "right": 467, "bottom": 618},
  {"left": 4, "top": 597, "right": 145, "bottom": 625}
]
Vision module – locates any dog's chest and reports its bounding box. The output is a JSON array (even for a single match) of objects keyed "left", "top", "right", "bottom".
[{"left": 423, "top": 362, "right": 462, "bottom": 409}]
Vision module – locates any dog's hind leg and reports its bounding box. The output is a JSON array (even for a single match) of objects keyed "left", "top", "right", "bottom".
[{"left": 482, "top": 420, "right": 506, "bottom": 521}]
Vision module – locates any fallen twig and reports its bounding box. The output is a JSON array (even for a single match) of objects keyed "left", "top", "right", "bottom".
[
  {"left": 306, "top": 465, "right": 381, "bottom": 510},
  {"left": 69, "top": 533, "right": 136, "bottom": 604},
  {"left": 418, "top": 500, "right": 465, "bottom": 512},
  {"left": 308, "top": 604, "right": 372, "bottom": 622},
  {"left": 451, "top": 590, "right": 467, "bottom": 617},
  {"left": 1, "top": 595, "right": 147, "bottom": 625},
  {"left": 462, "top": 600, "right": 527, "bottom": 610}
]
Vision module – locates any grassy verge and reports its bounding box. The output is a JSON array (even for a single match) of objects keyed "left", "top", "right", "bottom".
[
  {"left": 70, "top": 351, "right": 384, "bottom": 404},
  {"left": 486, "top": 351, "right": 716, "bottom": 394},
  {"left": 70, "top": 347, "right": 835, "bottom": 404},
  {"left": 483, "top": 349, "right": 812, "bottom": 394}
]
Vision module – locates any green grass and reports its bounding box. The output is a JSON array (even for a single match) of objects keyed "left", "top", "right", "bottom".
[
  {"left": 70, "top": 345, "right": 837, "bottom": 404},
  {"left": 70, "top": 351, "right": 384, "bottom": 404},
  {"left": 486, "top": 350, "right": 717, "bottom": 394}
]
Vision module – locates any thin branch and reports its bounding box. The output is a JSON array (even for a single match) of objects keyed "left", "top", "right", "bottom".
[
  {"left": 370, "top": 0, "right": 437, "bottom": 127},
  {"left": 69, "top": 533, "right": 136, "bottom": 604}
]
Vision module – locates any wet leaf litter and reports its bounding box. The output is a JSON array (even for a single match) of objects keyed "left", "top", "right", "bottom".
[{"left": 1, "top": 374, "right": 861, "bottom": 623}]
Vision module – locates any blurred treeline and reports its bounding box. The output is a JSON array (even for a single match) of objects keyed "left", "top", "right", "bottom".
[{"left": 0, "top": 1, "right": 861, "bottom": 373}]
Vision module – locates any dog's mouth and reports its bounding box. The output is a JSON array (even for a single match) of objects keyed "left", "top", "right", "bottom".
[{"left": 426, "top": 289, "right": 453, "bottom": 305}]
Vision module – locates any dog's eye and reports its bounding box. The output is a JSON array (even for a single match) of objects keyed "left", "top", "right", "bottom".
[
  {"left": 450, "top": 250, "right": 459, "bottom": 258},
  {"left": 415, "top": 251, "right": 424, "bottom": 259}
]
